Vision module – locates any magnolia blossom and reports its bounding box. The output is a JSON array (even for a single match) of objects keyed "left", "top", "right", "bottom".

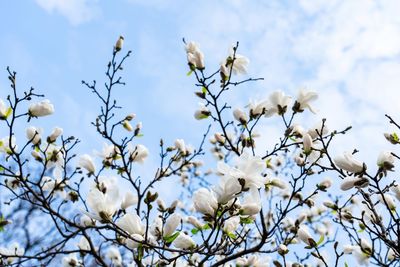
[
  {"left": 297, "top": 225, "right": 315, "bottom": 246},
  {"left": 107, "top": 247, "right": 122, "bottom": 267},
  {"left": 78, "top": 154, "right": 96, "bottom": 174},
  {"left": 45, "top": 144, "right": 65, "bottom": 168},
  {"left": 77, "top": 237, "right": 90, "bottom": 251},
  {"left": 391, "top": 184, "right": 400, "bottom": 200},
  {"left": 186, "top": 216, "right": 204, "bottom": 229},
  {"left": 185, "top": 41, "right": 205, "bottom": 70},
  {"left": 302, "top": 133, "right": 313, "bottom": 154},
  {"left": 128, "top": 144, "right": 149, "bottom": 163},
  {"left": 334, "top": 152, "right": 364, "bottom": 173},
  {"left": 86, "top": 186, "right": 119, "bottom": 222},
  {"left": 0, "top": 99, "right": 10, "bottom": 119},
  {"left": 223, "top": 216, "right": 240, "bottom": 234},
  {"left": 80, "top": 214, "right": 95, "bottom": 227},
  {"left": 233, "top": 108, "right": 248, "bottom": 124},
  {"left": 379, "top": 193, "right": 396, "bottom": 210},
  {"left": 193, "top": 188, "right": 218, "bottom": 215},
  {"left": 117, "top": 213, "right": 144, "bottom": 248},
  {"left": 0, "top": 136, "right": 17, "bottom": 154},
  {"left": 173, "top": 232, "right": 196, "bottom": 249},
  {"left": 115, "top": 36, "right": 124, "bottom": 52},
  {"left": 294, "top": 88, "right": 318, "bottom": 113},
  {"left": 340, "top": 176, "right": 369, "bottom": 191},
  {"left": 240, "top": 186, "right": 261, "bottom": 216},
  {"left": 308, "top": 120, "right": 329, "bottom": 139},
  {"left": 26, "top": 126, "right": 42, "bottom": 145},
  {"left": 62, "top": 253, "right": 81, "bottom": 267},
  {"left": 377, "top": 151, "right": 395, "bottom": 170},
  {"left": 174, "top": 139, "right": 187, "bottom": 153},
  {"left": 264, "top": 90, "right": 292, "bottom": 117},
  {"left": 121, "top": 192, "right": 138, "bottom": 210},
  {"left": 217, "top": 152, "right": 265, "bottom": 190},
  {"left": 28, "top": 99, "right": 54, "bottom": 117},
  {"left": 221, "top": 47, "right": 249, "bottom": 76},
  {"left": 194, "top": 103, "right": 210, "bottom": 120},
  {"left": 48, "top": 127, "right": 63, "bottom": 142},
  {"left": 236, "top": 255, "right": 270, "bottom": 267},
  {"left": 247, "top": 99, "right": 268, "bottom": 117},
  {"left": 97, "top": 143, "right": 120, "bottom": 165},
  {"left": 163, "top": 213, "right": 181, "bottom": 237}
]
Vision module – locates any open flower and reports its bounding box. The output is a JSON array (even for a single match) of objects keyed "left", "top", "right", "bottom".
[
  {"left": 78, "top": 154, "right": 96, "bottom": 174},
  {"left": 193, "top": 188, "right": 218, "bottom": 215},
  {"left": 128, "top": 144, "right": 149, "bottom": 163},
  {"left": 26, "top": 126, "right": 42, "bottom": 145},
  {"left": 377, "top": 151, "right": 395, "bottom": 170},
  {"left": 29, "top": 99, "right": 54, "bottom": 117},
  {"left": 334, "top": 152, "right": 364, "bottom": 173},
  {"left": 221, "top": 47, "right": 249, "bottom": 76},
  {"left": 163, "top": 213, "right": 181, "bottom": 237},
  {"left": 293, "top": 88, "right": 318, "bottom": 113},
  {"left": 173, "top": 232, "right": 196, "bottom": 249},
  {"left": 240, "top": 186, "right": 261, "bottom": 216},
  {"left": 106, "top": 247, "right": 122, "bottom": 267},
  {"left": 264, "top": 90, "right": 292, "bottom": 117}
]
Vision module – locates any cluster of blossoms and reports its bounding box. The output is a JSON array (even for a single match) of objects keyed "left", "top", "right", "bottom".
[{"left": 1, "top": 38, "right": 400, "bottom": 267}]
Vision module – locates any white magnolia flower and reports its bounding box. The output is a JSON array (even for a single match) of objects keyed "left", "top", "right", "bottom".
[
  {"left": 213, "top": 174, "right": 242, "bottom": 204},
  {"left": 264, "top": 90, "right": 292, "bottom": 117},
  {"left": 115, "top": 36, "right": 124, "bottom": 52},
  {"left": 294, "top": 88, "right": 318, "bottom": 113},
  {"left": 334, "top": 152, "right": 364, "bottom": 173},
  {"left": 77, "top": 237, "right": 90, "bottom": 251},
  {"left": 185, "top": 41, "right": 205, "bottom": 70},
  {"left": 121, "top": 192, "right": 138, "bottom": 210},
  {"left": 297, "top": 225, "right": 315, "bottom": 246},
  {"left": 342, "top": 244, "right": 356, "bottom": 254},
  {"left": 247, "top": 99, "right": 268, "bottom": 117},
  {"left": 0, "top": 136, "right": 17, "bottom": 154},
  {"left": 86, "top": 186, "right": 119, "bottom": 222},
  {"left": 302, "top": 133, "right": 313, "bottom": 154},
  {"left": 173, "top": 232, "right": 196, "bottom": 249},
  {"left": 106, "top": 247, "right": 122, "bottom": 267},
  {"left": 78, "top": 154, "right": 96, "bottom": 174},
  {"left": 218, "top": 152, "right": 265, "bottom": 190},
  {"left": 62, "top": 253, "right": 81, "bottom": 267},
  {"left": 26, "top": 126, "right": 42, "bottom": 145},
  {"left": 193, "top": 188, "right": 218, "bottom": 215},
  {"left": 233, "top": 108, "right": 248, "bottom": 124},
  {"left": 80, "top": 214, "right": 95, "bottom": 227},
  {"left": 41, "top": 167, "right": 67, "bottom": 199},
  {"left": 0, "top": 243, "right": 25, "bottom": 264},
  {"left": 194, "top": 103, "right": 210, "bottom": 120},
  {"left": 221, "top": 47, "right": 249, "bottom": 76},
  {"left": 163, "top": 213, "right": 181, "bottom": 237},
  {"left": 48, "top": 127, "right": 63, "bottom": 142},
  {"left": 0, "top": 99, "right": 11, "bottom": 119},
  {"left": 174, "top": 139, "right": 187, "bottom": 153},
  {"left": 45, "top": 144, "right": 65, "bottom": 168},
  {"left": 128, "top": 144, "right": 149, "bottom": 163},
  {"left": 340, "top": 177, "right": 368, "bottom": 191},
  {"left": 379, "top": 193, "right": 396, "bottom": 210},
  {"left": 29, "top": 99, "right": 54, "bottom": 117},
  {"left": 391, "top": 184, "right": 400, "bottom": 200},
  {"left": 186, "top": 216, "right": 204, "bottom": 229},
  {"left": 240, "top": 186, "right": 261, "bottom": 216},
  {"left": 377, "top": 151, "right": 395, "bottom": 170},
  {"left": 223, "top": 216, "right": 240, "bottom": 234},
  {"left": 236, "top": 255, "right": 270, "bottom": 267},
  {"left": 116, "top": 213, "right": 144, "bottom": 236},
  {"left": 308, "top": 120, "right": 329, "bottom": 139},
  {"left": 97, "top": 143, "right": 120, "bottom": 165}
]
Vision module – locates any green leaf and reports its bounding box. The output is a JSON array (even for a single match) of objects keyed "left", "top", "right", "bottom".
[
  {"left": 186, "top": 70, "right": 193, "bottom": 76},
  {"left": 201, "top": 87, "right": 207, "bottom": 94},
  {"left": 227, "top": 232, "right": 236, "bottom": 239},
  {"left": 345, "top": 263, "right": 349, "bottom": 267},
  {"left": 0, "top": 166, "right": 4, "bottom": 172},
  {"left": 136, "top": 134, "right": 144, "bottom": 137},
  {"left": 317, "top": 235, "right": 325, "bottom": 246},
  {"left": 393, "top": 132, "right": 399, "bottom": 142},
  {"left": 5, "top": 107, "right": 12, "bottom": 118},
  {"left": 240, "top": 217, "right": 254, "bottom": 224},
  {"left": 163, "top": 231, "right": 180, "bottom": 243},
  {"left": 191, "top": 228, "right": 200, "bottom": 235}
]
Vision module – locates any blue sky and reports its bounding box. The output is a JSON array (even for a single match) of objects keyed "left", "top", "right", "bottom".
[
  {"left": 1, "top": 1, "right": 400, "bottom": 265},
  {"left": 1, "top": 0, "right": 399, "bottom": 166}
]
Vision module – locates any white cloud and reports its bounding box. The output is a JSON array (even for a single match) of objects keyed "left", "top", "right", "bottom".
[{"left": 34, "top": 0, "right": 100, "bottom": 25}]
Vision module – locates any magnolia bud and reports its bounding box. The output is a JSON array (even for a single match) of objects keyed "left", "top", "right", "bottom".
[{"left": 48, "top": 127, "right": 63, "bottom": 143}]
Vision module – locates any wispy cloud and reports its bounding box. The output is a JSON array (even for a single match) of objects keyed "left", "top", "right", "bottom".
[{"left": 34, "top": 0, "right": 100, "bottom": 25}]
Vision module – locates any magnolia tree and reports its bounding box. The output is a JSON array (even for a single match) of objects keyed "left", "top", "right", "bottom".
[{"left": 0, "top": 37, "right": 400, "bottom": 267}]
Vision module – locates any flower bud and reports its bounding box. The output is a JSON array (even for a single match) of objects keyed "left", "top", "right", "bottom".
[
  {"left": 29, "top": 100, "right": 54, "bottom": 117},
  {"left": 48, "top": 127, "right": 63, "bottom": 143}
]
